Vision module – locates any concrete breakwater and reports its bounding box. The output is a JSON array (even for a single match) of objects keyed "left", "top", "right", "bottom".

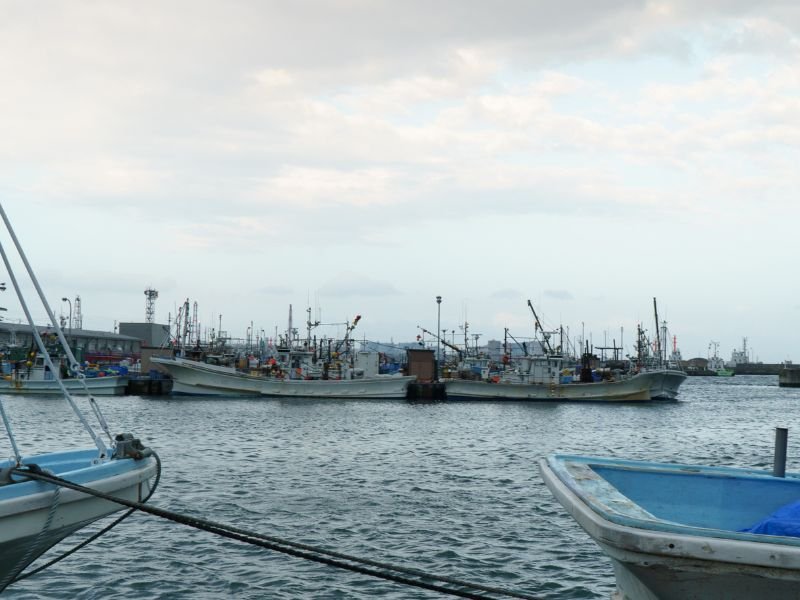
[
  {"left": 779, "top": 367, "right": 800, "bottom": 388},
  {"left": 735, "top": 363, "right": 786, "bottom": 375}
]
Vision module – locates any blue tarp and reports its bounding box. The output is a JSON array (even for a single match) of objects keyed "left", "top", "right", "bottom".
[{"left": 739, "top": 499, "right": 800, "bottom": 537}]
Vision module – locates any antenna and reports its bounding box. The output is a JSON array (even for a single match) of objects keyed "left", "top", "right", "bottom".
[
  {"left": 73, "top": 295, "right": 83, "bottom": 330},
  {"left": 144, "top": 287, "right": 159, "bottom": 323}
]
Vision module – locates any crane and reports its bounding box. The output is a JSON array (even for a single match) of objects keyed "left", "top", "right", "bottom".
[
  {"left": 418, "top": 326, "right": 463, "bottom": 359},
  {"left": 527, "top": 299, "right": 554, "bottom": 355}
]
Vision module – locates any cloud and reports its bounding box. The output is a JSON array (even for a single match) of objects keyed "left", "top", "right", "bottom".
[
  {"left": 258, "top": 285, "right": 293, "bottom": 296},
  {"left": 544, "top": 290, "right": 574, "bottom": 301},
  {"left": 2, "top": 2, "right": 800, "bottom": 360},
  {"left": 490, "top": 289, "right": 522, "bottom": 299},
  {"left": 317, "top": 272, "right": 402, "bottom": 297}
]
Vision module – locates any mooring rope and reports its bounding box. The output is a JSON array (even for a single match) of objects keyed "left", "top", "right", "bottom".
[{"left": 10, "top": 466, "right": 542, "bottom": 600}]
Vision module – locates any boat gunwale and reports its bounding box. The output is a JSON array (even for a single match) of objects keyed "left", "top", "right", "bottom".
[
  {"left": 0, "top": 449, "right": 157, "bottom": 505},
  {"left": 540, "top": 455, "right": 800, "bottom": 563}
]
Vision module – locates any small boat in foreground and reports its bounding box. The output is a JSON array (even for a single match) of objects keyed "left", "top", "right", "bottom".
[
  {"left": 540, "top": 454, "right": 800, "bottom": 599},
  {"left": 1, "top": 446, "right": 158, "bottom": 589},
  {"left": 0, "top": 203, "right": 158, "bottom": 590}
]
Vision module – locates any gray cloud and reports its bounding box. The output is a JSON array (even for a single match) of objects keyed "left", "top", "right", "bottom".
[
  {"left": 317, "top": 272, "right": 402, "bottom": 298},
  {"left": 544, "top": 290, "right": 574, "bottom": 301},
  {"left": 491, "top": 289, "right": 522, "bottom": 299}
]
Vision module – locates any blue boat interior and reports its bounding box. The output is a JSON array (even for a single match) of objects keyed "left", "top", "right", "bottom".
[
  {"left": 0, "top": 448, "right": 146, "bottom": 501},
  {"left": 592, "top": 464, "right": 800, "bottom": 533}
]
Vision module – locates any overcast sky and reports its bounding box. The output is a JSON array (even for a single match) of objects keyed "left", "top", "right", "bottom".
[{"left": 0, "top": 1, "right": 797, "bottom": 362}]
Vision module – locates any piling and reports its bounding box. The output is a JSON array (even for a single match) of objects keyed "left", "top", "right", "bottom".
[
  {"left": 406, "top": 382, "right": 446, "bottom": 400},
  {"left": 774, "top": 427, "right": 788, "bottom": 478},
  {"left": 125, "top": 376, "right": 173, "bottom": 396}
]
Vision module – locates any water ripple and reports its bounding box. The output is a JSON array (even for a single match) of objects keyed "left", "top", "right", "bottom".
[{"left": 3, "top": 375, "right": 798, "bottom": 598}]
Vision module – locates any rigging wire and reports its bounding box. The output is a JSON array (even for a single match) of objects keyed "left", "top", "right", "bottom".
[{"left": 0, "top": 203, "right": 108, "bottom": 457}]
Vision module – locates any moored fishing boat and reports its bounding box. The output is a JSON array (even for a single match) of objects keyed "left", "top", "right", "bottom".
[
  {"left": 0, "top": 204, "right": 159, "bottom": 590},
  {"left": 708, "top": 342, "right": 735, "bottom": 376},
  {"left": 540, "top": 453, "right": 800, "bottom": 600},
  {"left": 639, "top": 367, "right": 686, "bottom": 400},
  {"left": 630, "top": 300, "right": 687, "bottom": 399},
  {"left": 443, "top": 353, "right": 654, "bottom": 401},
  {"left": 0, "top": 353, "right": 127, "bottom": 395},
  {"left": 152, "top": 355, "right": 415, "bottom": 398}
]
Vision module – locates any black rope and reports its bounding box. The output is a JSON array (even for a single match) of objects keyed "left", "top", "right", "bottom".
[
  {"left": 10, "top": 452, "right": 163, "bottom": 584},
  {"left": 10, "top": 467, "right": 542, "bottom": 600}
]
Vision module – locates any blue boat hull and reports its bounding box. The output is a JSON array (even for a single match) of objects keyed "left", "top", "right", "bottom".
[
  {"left": 540, "top": 455, "right": 800, "bottom": 599},
  {"left": 0, "top": 449, "right": 158, "bottom": 590}
]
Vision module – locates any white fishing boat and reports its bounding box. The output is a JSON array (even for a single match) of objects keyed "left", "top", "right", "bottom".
[
  {"left": 154, "top": 307, "right": 416, "bottom": 398},
  {"left": 0, "top": 204, "right": 158, "bottom": 590},
  {"left": 631, "top": 302, "right": 687, "bottom": 399},
  {"left": 443, "top": 354, "right": 655, "bottom": 401},
  {"left": 0, "top": 354, "right": 127, "bottom": 395},
  {"left": 639, "top": 367, "right": 686, "bottom": 400},
  {"left": 540, "top": 453, "right": 800, "bottom": 600},
  {"left": 152, "top": 350, "right": 415, "bottom": 399}
]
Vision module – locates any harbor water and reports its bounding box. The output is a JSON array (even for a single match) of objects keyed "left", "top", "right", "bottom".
[{"left": 4, "top": 375, "right": 800, "bottom": 599}]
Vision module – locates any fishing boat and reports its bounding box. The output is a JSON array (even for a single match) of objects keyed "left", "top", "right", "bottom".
[
  {"left": 152, "top": 311, "right": 415, "bottom": 398},
  {"left": 151, "top": 305, "right": 415, "bottom": 399},
  {"left": 641, "top": 367, "right": 686, "bottom": 399},
  {"left": 0, "top": 204, "right": 158, "bottom": 590},
  {"left": 443, "top": 353, "right": 656, "bottom": 401},
  {"left": 0, "top": 353, "right": 128, "bottom": 395},
  {"left": 442, "top": 298, "right": 686, "bottom": 402},
  {"left": 540, "top": 454, "right": 800, "bottom": 600},
  {"left": 151, "top": 354, "right": 415, "bottom": 398},
  {"left": 708, "top": 341, "right": 734, "bottom": 377}
]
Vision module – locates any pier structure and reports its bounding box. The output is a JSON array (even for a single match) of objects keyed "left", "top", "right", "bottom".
[{"left": 779, "top": 367, "right": 800, "bottom": 388}]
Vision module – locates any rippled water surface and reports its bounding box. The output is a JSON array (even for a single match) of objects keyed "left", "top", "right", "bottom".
[{"left": 3, "top": 375, "right": 800, "bottom": 599}]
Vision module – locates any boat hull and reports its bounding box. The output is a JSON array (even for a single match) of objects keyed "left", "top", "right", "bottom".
[
  {"left": 540, "top": 455, "right": 800, "bottom": 600},
  {"left": 152, "top": 357, "right": 415, "bottom": 399},
  {"left": 259, "top": 375, "right": 416, "bottom": 399},
  {"left": 0, "top": 376, "right": 128, "bottom": 396},
  {"left": 642, "top": 369, "right": 687, "bottom": 400},
  {"left": 0, "top": 449, "right": 157, "bottom": 589},
  {"left": 443, "top": 373, "right": 656, "bottom": 401}
]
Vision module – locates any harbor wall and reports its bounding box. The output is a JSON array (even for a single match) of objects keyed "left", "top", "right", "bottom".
[
  {"left": 734, "top": 363, "right": 785, "bottom": 375},
  {"left": 779, "top": 368, "right": 800, "bottom": 388}
]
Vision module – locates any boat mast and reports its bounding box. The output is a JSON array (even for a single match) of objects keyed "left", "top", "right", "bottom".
[
  {"left": 287, "top": 304, "right": 293, "bottom": 347},
  {"left": 652, "top": 297, "right": 661, "bottom": 367}
]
